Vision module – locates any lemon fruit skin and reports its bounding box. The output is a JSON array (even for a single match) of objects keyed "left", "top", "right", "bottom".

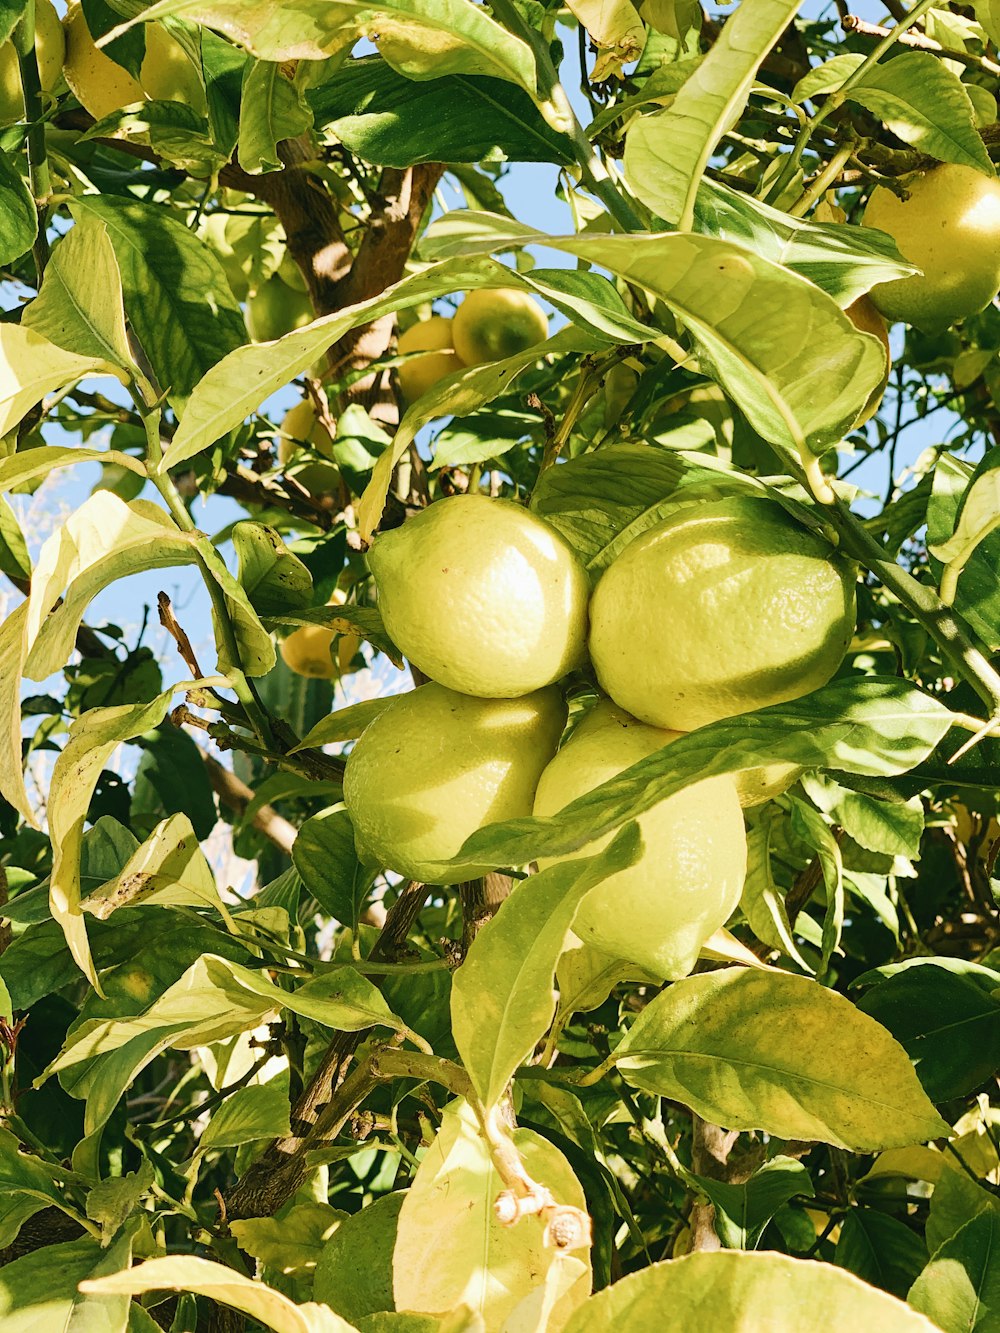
[
  {"left": 64, "top": 8, "right": 205, "bottom": 120},
  {"left": 452, "top": 289, "right": 548, "bottom": 366},
  {"left": 280, "top": 624, "right": 336, "bottom": 679},
  {"left": 863, "top": 165, "right": 1000, "bottom": 330},
  {"left": 247, "top": 274, "right": 314, "bottom": 343},
  {"left": 0, "top": 0, "right": 63, "bottom": 125},
  {"left": 533, "top": 701, "right": 747, "bottom": 979},
  {"left": 846, "top": 295, "right": 890, "bottom": 426},
  {"left": 589, "top": 496, "right": 856, "bottom": 731},
  {"left": 369, "top": 495, "right": 590, "bottom": 698},
  {"left": 344, "top": 682, "right": 566, "bottom": 884},
  {"left": 397, "top": 316, "right": 465, "bottom": 402}
]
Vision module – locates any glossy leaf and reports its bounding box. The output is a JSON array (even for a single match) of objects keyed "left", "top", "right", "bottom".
[
  {"left": 0, "top": 1231, "right": 135, "bottom": 1333},
  {"left": 239, "top": 60, "right": 313, "bottom": 173},
  {"left": 909, "top": 1208, "right": 1000, "bottom": 1332},
  {"left": 0, "top": 146, "right": 36, "bottom": 268},
  {"left": 562, "top": 1251, "right": 940, "bottom": 1332},
  {"left": 0, "top": 324, "right": 105, "bottom": 437},
  {"left": 451, "top": 824, "right": 641, "bottom": 1110},
  {"left": 615, "top": 968, "right": 948, "bottom": 1150}
]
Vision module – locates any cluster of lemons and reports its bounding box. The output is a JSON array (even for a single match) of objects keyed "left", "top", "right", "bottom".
[{"left": 343, "top": 493, "right": 857, "bottom": 979}]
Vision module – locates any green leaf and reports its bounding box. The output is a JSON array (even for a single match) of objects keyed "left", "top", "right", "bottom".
[
  {"left": 793, "top": 53, "right": 866, "bottom": 104},
  {"left": 393, "top": 1100, "right": 590, "bottom": 1329},
  {"left": 23, "top": 493, "right": 196, "bottom": 683},
  {"left": 48, "top": 690, "right": 174, "bottom": 989},
  {"left": 293, "top": 807, "right": 376, "bottom": 933},
  {"left": 615, "top": 967, "right": 948, "bottom": 1150},
  {"left": 22, "top": 214, "right": 135, "bottom": 375},
  {"left": 0, "top": 445, "right": 145, "bottom": 495},
  {"left": 199, "top": 1083, "right": 292, "bottom": 1151},
  {"left": 294, "top": 697, "right": 394, "bottom": 750},
  {"left": 854, "top": 958, "right": 1000, "bottom": 1101},
  {"left": 564, "top": 1250, "right": 940, "bottom": 1332},
  {"left": 131, "top": 723, "right": 218, "bottom": 840},
  {"left": 444, "top": 678, "right": 954, "bottom": 875},
  {"left": 803, "top": 775, "right": 925, "bottom": 858},
  {"left": 111, "top": 0, "right": 540, "bottom": 92},
  {"left": 0, "top": 1230, "right": 135, "bottom": 1333},
  {"left": 691, "top": 1156, "right": 814, "bottom": 1251},
  {"left": 451, "top": 824, "right": 642, "bottom": 1110},
  {"left": 0, "top": 493, "right": 30, "bottom": 583},
  {"left": 909, "top": 1208, "right": 1000, "bottom": 1332},
  {"left": 232, "top": 521, "right": 313, "bottom": 616},
  {"left": 974, "top": 0, "right": 1000, "bottom": 45},
  {"left": 741, "top": 807, "right": 814, "bottom": 972},
  {"left": 85, "top": 1162, "right": 154, "bottom": 1242},
  {"left": 266, "top": 605, "right": 402, "bottom": 668},
  {"left": 927, "top": 1167, "right": 1000, "bottom": 1255},
  {"left": 788, "top": 798, "right": 843, "bottom": 976},
  {"left": 421, "top": 219, "right": 886, "bottom": 465},
  {"left": 0, "top": 147, "right": 36, "bottom": 268},
  {"left": 238, "top": 60, "right": 313, "bottom": 173},
  {"left": 231, "top": 1203, "right": 346, "bottom": 1281},
  {"left": 844, "top": 51, "right": 993, "bottom": 175},
  {"left": 81, "top": 813, "right": 224, "bottom": 917},
  {"left": 622, "top": 0, "right": 803, "bottom": 226},
  {"left": 81, "top": 1255, "right": 357, "bottom": 1333},
  {"left": 0, "top": 324, "right": 106, "bottom": 437},
  {"left": 0, "top": 1127, "right": 75, "bottom": 1248},
  {"left": 314, "top": 1193, "right": 404, "bottom": 1323},
  {"left": 834, "top": 1209, "right": 927, "bottom": 1300},
  {"left": 197, "top": 535, "right": 278, "bottom": 676},
  {"left": 72, "top": 193, "right": 248, "bottom": 406},
  {"left": 693, "top": 179, "right": 918, "bottom": 305},
  {"left": 929, "top": 449, "right": 1000, "bottom": 618},
  {"left": 0, "top": 1, "right": 27, "bottom": 45},
  {"left": 309, "top": 56, "right": 574, "bottom": 167}
]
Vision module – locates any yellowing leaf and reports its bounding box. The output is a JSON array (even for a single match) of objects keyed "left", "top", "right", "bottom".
[
  {"left": 393, "top": 1101, "right": 591, "bottom": 1329},
  {"left": 615, "top": 968, "right": 949, "bottom": 1151},
  {"left": 48, "top": 691, "right": 174, "bottom": 988},
  {"left": 81, "top": 813, "right": 225, "bottom": 918},
  {"left": 0, "top": 324, "right": 106, "bottom": 438},
  {"left": 562, "top": 1251, "right": 941, "bottom": 1332},
  {"left": 565, "top": 0, "right": 644, "bottom": 79},
  {"left": 0, "top": 601, "right": 32, "bottom": 826},
  {"left": 81, "top": 1255, "right": 356, "bottom": 1333}
]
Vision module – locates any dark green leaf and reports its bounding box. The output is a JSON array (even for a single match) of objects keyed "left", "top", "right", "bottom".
[
  {"left": 0, "top": 147, "right": 36, "bottom": 268},
  {"left": 131, "top": 724, "right": 217, "bottom": 841},
  {"left": 232, "top": 520, "right": 313, "bottom": 616},
  {"left": 910, "top": 1208, "right": 1000, "bottom": 1331},
  {"left": 834, "top": 1209, "right": 927, "bottom": 1299},
  {"left": 693, "top": 1157, "right": 815, "bottom": 1250},
  {"left": 293, "top": 806, "right": 376, "bottom": 932}
]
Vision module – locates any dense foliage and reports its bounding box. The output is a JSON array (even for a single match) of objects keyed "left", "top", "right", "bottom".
[{"left": 0, "top": 0, "right": 1000, "bottom": 1329}]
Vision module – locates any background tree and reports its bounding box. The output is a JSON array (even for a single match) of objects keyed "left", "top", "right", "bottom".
[{"left": 0, "top": 0, "right": 999, "bottom": 1329}]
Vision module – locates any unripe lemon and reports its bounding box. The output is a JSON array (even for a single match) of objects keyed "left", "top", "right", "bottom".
[
  {"left": 344, "top": 682, "right": 566, "bottom": 884},
  {"left": 278, "top": 399, "right": 341, "bottom": 496},
  {"left": 589, "top": 496, "right": 856, "bottom": 731},
  {"left": 863, "top": 165, "right": 1000, "bottom": 330},
  {"left": 452, "top": 289, "right": 548, "bottom": 366},
  {"left": 846, "top": 295, "right": 890, "bottom": 426},
  {"left": 533, "top": 701, "right": 747, "bottom": 980},
  {"left": 280, "top": 624, "right": 336, "bottom": 679},
  {"left": 0, "top": 0, "right": 63, "bottom": 126},
  {"left": 397, "top": 316, "right": 464, "bottom": 402},
  {"left": 64, "top": 6, "right": 205, "bottom": 120},
  {"left": 368, "top": 495, "right": 590, "bottom": 698},
  {"left": 247, "top": 273, "right": 314, "bottom": 343}
]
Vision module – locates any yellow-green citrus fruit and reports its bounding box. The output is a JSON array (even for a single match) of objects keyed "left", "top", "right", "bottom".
[
  {"left": 846, "top": 295, "right": 891, "bottom": 426},
  {"left": 277, "top": 248, "right": 309, "bottom": 293},
  {"left": 279, "top": 399, "right": 341, "bottom": 497},
  {"left": 139, "top": 24, "right": 206, "bottom": 111},
  {"left": 533, "top": 701, "right": 747, "bottom": 979},
  {"left": 863, "top": 165, "right": 1000, "bottom": 330},
  {"left": 0, "top": 0, "right": 63, "bottom": 125},
  {"left": 589, "top": 496, "right": 856, "bottom": 731},
  {"left": 368, "top": 495, "right": 590, "bottom": 698},
  {"left": 344, "top": 682, "right": 566, "bottom": 884},
  {"left": 247, "top": 273, "right": 314, "bottom": 343},
  {"left": 397, "top": 316, "right": 465, "bottom": 402},
  {"left": 733, "top": 762, "right": 803, "bottom": 808},
  {"left": 452, "top": 288, "right": 548, "bottom": 366},
  {"left": 280, "top": 624, "right": 336, "bottom": 679},
  {"left": 64, "top": 8, "right": 204, "bottom": 120}
]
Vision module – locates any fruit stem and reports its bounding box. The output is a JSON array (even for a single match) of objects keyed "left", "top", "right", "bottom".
[
  {"left": 787, "top": 142, "right": 855, "bottom": 218},
  {"left": 13, "top": 0, "right": 51, "bottom": 282},
  {"left": 827, "top": 495, "right": 1000, "bottom": 715}
]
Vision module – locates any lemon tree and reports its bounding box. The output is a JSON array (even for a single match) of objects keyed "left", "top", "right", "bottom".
[{"left": 0, "top": 1, "right": 1000, "bottom": 1330}]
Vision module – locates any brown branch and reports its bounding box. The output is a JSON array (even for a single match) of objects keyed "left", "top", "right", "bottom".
[
  {"left": 460, "top": 873, "right": 514, "bottom": 954},
  {"left": 843, "top": 14, "right": 1000, "bottom": 73},
  {"left": 157, "top": 592, "right": 203, "bottom": 679},
  {"left": 222, "top": 879, "right": 431, "bottom": 1222},
  {"left": 201, "top": 751, "right": 297, "bottom": 856}
]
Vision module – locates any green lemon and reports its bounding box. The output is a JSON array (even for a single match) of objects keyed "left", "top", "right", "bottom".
[
  {"left": 863, "top": 165, "right": 1000, "bottom": 330},
  {"left": 247, "top": 273, "right": 314, "bottom": 343},
  {"left": 368, "top": 495, "right": 590, "bottom": 698},
  {"left": 64, "top": 6, "right": 205, "bottom": 120},
  {"left": 533, "top": 700, "right": 747, "bottom": 980},
  {"left": 397, "top": 315, "right": 465, "bottom": 402},
  {"left": 278, "top": 399, "right": 341, "bottom": 497},
  {"left": 452, "top": 288, "right": 548, "bottom": 366},
  {"left": 344, "top": 682, "right": 566, "bottom": 884},
  {"left": 589, "top": 496, "right": 856, "bottom": 731}
]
